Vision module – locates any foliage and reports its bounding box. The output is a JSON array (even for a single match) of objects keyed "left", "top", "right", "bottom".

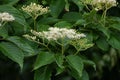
[{"left": 0, "top": 0, "right": 120, "bottom": 80}]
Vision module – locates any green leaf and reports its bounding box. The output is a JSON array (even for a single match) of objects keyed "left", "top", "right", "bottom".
[
  {"left": 37, "top": 24, "right": 50, "bottom": 32},
  {"left": 34, "top": 66, "right": 52, "bottom": 80},
  {"left": 34, "top": 52, "right": 55, "bottom": 70},
  {"left": 56, "top": 66, "right": 65, "bottom": 75},
  {"left": 108, "top": 35, "right": 120, "bottom": 50},
  {"left": 54, "top": 21, "right": 72, "bottom": 28},
  {"left": 74, "top": 19, "right": 86, "bottom": 26},
  {"left": 62, "top": 12, "right": 82, "bottom": 23},
  {"left": 0, "top": 0, "right": 19, "bottom": 5},
  {"left": 0, "top": 42, "right": 24, "bottom": 69},
  {"left": 96, "top": 37, "right": 109, "bottom": 51},
  {"left": 83, "top": 9, "right": 97, "bottom": 22},
  {"left": 38, "top": 17, "right": 59, "bottom": 25},
  {"left": 83, "top": 59, "right": 96, "bottom": 70},
  {"left": 86, "top": 32, "right": 94, "bottom": 42},
  {"left": 50, "top": 0, "right": 65, "bottom": 18},
  {"left": 81, "top": 70, "right": 89, "bottom": 80},
  {"left": 68, "top": 66, "right": 81, "bottom": 80},
  {"left": 0, "top": 27, "right": 8, "bottom": 38},
  {"left": 55, "top": 54, "right": 64, "bottom": 69},
  {"left": 96, "top": 25, "right": 110, "bottom": 39},
  {"left": 110, "top": 23, "right": 120, "bottom": 31},
  {"left": 7, "top": 36, "right": 35, "bottom": 57},
  {"left": 66, "top": 55, "right": 84, "bottom": 77},
  {"left": 69, "top": 69, "right": 89, "bottom": 80},
  {"left": 71, "top": 0, "right": 84, "bottom": 11},
  {"left": 0, "top": 5, "right": 29, "bottom": 31}
]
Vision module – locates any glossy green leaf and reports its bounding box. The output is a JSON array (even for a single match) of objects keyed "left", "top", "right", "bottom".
[
  {"left": 37, "top": 25, "right": 50, "bottom": 32},
  {"left": 81, "top": 70, "right": 89, "bottom": 80},
  {"left": 110, "top": 23, "right": 120, "bottom": 31},
  {"left": 54, "top": 21, "right": 72, "bottom": 28},
  {"left": 69, "top": 69, "right": 89, "bottom": 80},
  {"left": 56, "top": 66, "right": 65, "bottom": 75},
  {"left": 96, "top": 37, "right": 109, "bottom": 51},
  {"left": 0, "top": 5, "right": 28, "bottom": 30},
  {"left": 83, "top": 59, "right": 96, "bottom": 70},
  {"left": 50, "top": 0, "right": 65, "bottom": 18},
  {"left": 62, "top": 12, "right": 82, "bottom": 22},
  {"left": 55, "top": 54, "right": 64, "bottom": 69},
  {"left": 96, "top": 25, "right": 110, "bottom": 39},
  {"left": 68, "top": 66, "right": 81, "bottom": 80},
  {"left": 38, "top": 17, "right": 59, "bottom": 25},
  {"left": 0, "top": 27, "right": 8, "bottom": 38},
  {"left": 0, "top": 42, "right": 24, "bottom": 69},
  {"left": 34, "top": 52, "right": 55, "bottom": 70},
  {"left": 108, "top": 35, "right": 120, "bottom": 50},
  {"left": 7, "top": 36, "right": 35, "bottom": 57},
  {"left": 34, "top": 66, "right": 52, "bottom": 80},
  {"left": 74, "top": 19, "right": 86, "bottom": 26},
  {"left": 71, "top": 0, "right": 84, "bottom": 11},
  {"left": 0, "top": 0, "right": 19, "bottom": 5},
  {"left": 66, "top": 55, "right": 84, "bottom": 77}
]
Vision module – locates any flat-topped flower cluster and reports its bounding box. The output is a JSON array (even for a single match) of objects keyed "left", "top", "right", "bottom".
[
  {"left": 0, "top": 12, "right": 15, "bottom": 26},
  {"left": 84, "top": 0, "right": 117, "bottom": 10},
  {"left": 22, "top": 2, "right": 49, "bottom": 19},
  {"left": 24, "top": 27, "right": 86, "bottom": 41}
]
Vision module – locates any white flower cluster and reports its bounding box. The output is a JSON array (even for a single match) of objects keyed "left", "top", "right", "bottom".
[
  {"left": 30, "top": 27, "right": 86, "bottom": 41},
  {"left": 23, "top": 34, "right": 36, "bottom": 41},
  {"left": 0, "top": 12, "right": 15, "bottom": 23},
  {"left": 0, "top": 12, "right": 15, "bottom": 27},
  {"left": 22, "top": 2, "right": 49, "bottom": 19},
  {"left": 84, "top": 0, "right": 117, "bottom": 10}
]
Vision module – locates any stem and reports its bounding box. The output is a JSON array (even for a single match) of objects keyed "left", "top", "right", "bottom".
[
  {"left": 47, "top": 40, "right": 50, "bottom": 46},
  {"left": 61, "top": 38, "right": 65, "bottom": 55},
  {"left": 0, "top": 22, "right": 7, "bottom": 30},
  {"left": 56, "top": 39, "right": 64, "bottom": 55},
  {"left": 33, "top": 18, "right": 37, "bottom": 31},
  {"left": 103, "top": 9, "right": 107, "bottom": 27},
  {"left": 61, "top": 45, "right": 64, "bottom": 55},
  {"left": 33, "top": 40, "right": 51, "bottom": 52},
  {"left": 101, "top": 4, "right": 108, "bottom": 27},
  {"left": 75, "top": 50, "right": 80, "bottom": 55},
  {"left": 56, "top": 41, "right": 62, "bottom": 46}
]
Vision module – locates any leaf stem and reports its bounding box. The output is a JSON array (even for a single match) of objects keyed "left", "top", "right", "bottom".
[
  {"left": 0, "top": 22, "right": 7, "bottom": 30},
  {"left": 61, "top": 45, "right": 64, "bottom": 55},
  {"left": 75, "top": 49, "right": 80, "bottom": 55},
  {"left": 101, "top": 4, "right": 108, "bottom": 27},
  {"left": 32, "top": 40, "right": 51, "bottom": 52},
  {"left": 61, "top": 38, "right": 65, "bottom": 55},
  {"left": 56, "top": 39, "right": 64, "bottom": 55},
  {"left": 33, "top": 18, "right": 37, "bottom": 31}
]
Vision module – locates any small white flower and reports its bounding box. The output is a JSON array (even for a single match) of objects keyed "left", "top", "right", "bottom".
[
  {"left": 23, "top": 34, "right": 36, "bottom": 41},
  {"left": 27, "top": 27, "right": 86, "bottom": 41},
  {"left": 22, "top": 2, "right": 49, "bottom": 19},
  {"left": 84, "top": 0, "right": 117, "bottom": 10},
  {"left": 0, "top": 12, "right": 15, "bottom": 22}
]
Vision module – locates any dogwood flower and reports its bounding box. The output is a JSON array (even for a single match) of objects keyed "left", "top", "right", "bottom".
[
  {"left": 0, "top": 12, "right": 15, "bottom": 27},
  {"left": 84, "top": 0, "right": 117, "bottom": 10},
  {"left": 23, "top": 34, "right": 36, "bottom": 41},
  {"left": 22, "top": 2, "right": 49, "bottom": 19},
  {"left": 23, "top": 27, "right": 93, "bottom": 54},
  {"left": 0, "top": 12, "right": 15, "bottom": 22},
  {"left": 26, "top": 27, "right": 86, "bottom": 41}
]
